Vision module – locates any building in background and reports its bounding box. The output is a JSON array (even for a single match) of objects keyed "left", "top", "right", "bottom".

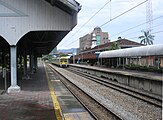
[
  {"left": 79, "top": 27, "right": 109, "bottom": 53},
  {"left": 91, "top": 33, "right": 97, "bottom": 48},
  {"left": 74, "top": 39, "right": 144, "bottom": 65}
]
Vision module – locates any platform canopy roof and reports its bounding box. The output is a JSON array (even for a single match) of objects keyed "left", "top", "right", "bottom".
[
  {"left": 15, "top": 0, "right": 81, "bottom": 57},
  {"left": 99, "top": 44, "right": 163, "bottom": 58},
  {"left": 45, "top": 0, "right": 81, "bottom": 14}
]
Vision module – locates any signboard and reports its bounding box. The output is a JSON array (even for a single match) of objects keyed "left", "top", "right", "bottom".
[{"left": 96, "top": 35, "right": 101, "bottom": 45}]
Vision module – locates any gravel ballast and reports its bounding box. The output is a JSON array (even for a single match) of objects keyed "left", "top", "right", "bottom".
[{"left": 54, "top": 66, "right": 162, "bottom": 120}]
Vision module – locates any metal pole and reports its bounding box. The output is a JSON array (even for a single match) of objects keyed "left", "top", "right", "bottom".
[
  {"left": 123, "top": 58, "right": 125, "bottom": 69},
  {"left": 5, "top": 71, "right": 7, "bottom": 91},
  {"left": 158, "top": 57, "right": 160, "bottom": 69},
  {"left": 98, "top": 56, "right": 99, "bottom": 66},
  {"left": 82, "top": 54, "right": 83, "bottom": 63},
  {"left": 3, "top": 68, "right": 7, "bottom": 91},
  {"left": 73, "top": 54, "right": 75, "bottom": 64}
]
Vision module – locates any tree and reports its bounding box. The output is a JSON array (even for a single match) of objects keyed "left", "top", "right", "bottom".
[
  {"left": 108, "top": 42, "right": 120, "bottom": 50},
  {"left": 59, "top": 54, "right": 68, "bottom": 57},
  {"left": 138, "top": 30, "right": 154, "bottom": 45}
]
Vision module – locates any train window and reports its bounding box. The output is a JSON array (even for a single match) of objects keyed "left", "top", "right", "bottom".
[{"left": 60, "top": 59, "right": 67, "bottom": 62}]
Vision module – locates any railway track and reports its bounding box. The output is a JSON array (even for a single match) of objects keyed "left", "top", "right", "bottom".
[
  {"left": 48, "top": 64, "right": 122, "bottom": 120},
  {"left": 66, "top": 67, "right": 162, "bottom": 108}
]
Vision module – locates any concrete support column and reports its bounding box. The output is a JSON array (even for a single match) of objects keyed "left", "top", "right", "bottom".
[
  {"left": 19, "top": 55, "right": 23, "bottom": 69},
  {"left": 111, "top": 58, "right": 114, "bottom": 68},
  {"left": 7, "top": 46, "right": 20, "bottom": 93},
  {"left": 34, "top": 56, "right": 37, "bottom": 69},
  {"left": 126, "top": 58, "right": 128, "bottom": 65},
  {"left": 2, "top": 50, "right": 4, "bottom": 68},
  {"left": 139, "top": 57, "right": 141, "bottom": 65},
  {"left": 33, "top": 56, "right": 37, "bottom": 73},
  {"left": 23, "top": 54, "right": 27, "bottom": 76},
  {"left": 29, "top": 54, "right": 32, "bottom": 72},
  {"left": 73, "top": 54, "right": 75, "bottom": 64},
  {"left": 157, "top": 57, "right": 160, "bottom": 69},
  {"left": 117, "top": 58, "right": 119, "bottom": 67},
  {"left": 100, "top": 58, "right": 102, "bottom": 66},
  {"left": 29, "top": 54, "right": 34, "bottom": 74},
  {"left": 123, "top": 58, "right": 125, "bottom": 69},
  {"left": 136, "top": 57, "right": 139, "bottom": 65},
  {"left": 119, "top": 58, "right": 121, "bottom": 66}
]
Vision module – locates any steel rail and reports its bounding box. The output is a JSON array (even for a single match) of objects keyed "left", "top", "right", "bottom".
[
  {"left": 66, "top": 67, "right": 162, "bottom": 108},
  {"left": 48, "top": 64, "right": 123, "bottom": 120}
]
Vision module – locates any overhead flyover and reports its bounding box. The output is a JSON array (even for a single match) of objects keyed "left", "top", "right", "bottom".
[{"left": 0, "top": 0, "right": 81, "bottom": 93}]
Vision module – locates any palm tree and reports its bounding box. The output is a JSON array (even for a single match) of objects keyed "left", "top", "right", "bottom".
[
  {"left": 108, "top": 42, "right": 120, "bottom": 50},
  {"left": 138, "top": 30, "right": 154, "bottom": 45}
]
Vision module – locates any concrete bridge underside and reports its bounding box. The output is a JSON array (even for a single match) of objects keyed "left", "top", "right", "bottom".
[{"left": 0, "top": 0, "right": 81, "bottom": 93}]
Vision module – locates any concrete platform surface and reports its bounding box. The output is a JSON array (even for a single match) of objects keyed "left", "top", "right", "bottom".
[
  {"left": 45, "top": 64, "right": 94, "bottom": 120},
  {"left": 0, "top": 62, "right": 94, "bottom": 120},
  {"left": 0, "top": 62, "right": 56, "bottom": 120},
  {"left": 70, "top": 64, "right": 163, "bottom": 81}
]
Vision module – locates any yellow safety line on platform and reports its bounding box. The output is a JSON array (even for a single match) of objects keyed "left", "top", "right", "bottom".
[
  {"left": 48, "top": 64, "right": 71, "bottom": 120},
  {"left": 44, "top": 63, "right": 63, "bottom": 120}
]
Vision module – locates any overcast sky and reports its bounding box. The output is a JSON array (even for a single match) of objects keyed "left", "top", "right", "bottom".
[{"left": 57, "top": 0, "right": 163, "bottom": 49}]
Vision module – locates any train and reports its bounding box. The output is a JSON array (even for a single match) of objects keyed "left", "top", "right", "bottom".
[{"left": 52, "top": 56, "right": 69, "bottom": 67}]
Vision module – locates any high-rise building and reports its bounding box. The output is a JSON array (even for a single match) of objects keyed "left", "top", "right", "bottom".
[{"left": 79, "top": 27, "right": 109, "bottom": 52}]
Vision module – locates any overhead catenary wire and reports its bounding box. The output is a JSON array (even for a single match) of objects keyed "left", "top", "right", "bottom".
[
  {"left": 128, "top": 30, "right": 163, "bottom": 40},
  {"left": 152, "top": 31, "right": 163, "bottom": 34},
  {"left": 64, "top": 15, "right": 163, "bottom": 48},
  {"left": 60, "top": 0, "right": 162, "bottom": 48},
  {"left": 65, "top": 39, "right": 79, "bottom": 47},
  {"left": 59, "top": 0, "right": 111, "bottom": 47},
  {"left": 100, "top": 0, "right": 148, "bottom": 27},
  {"left": 62, "top": 0, "right": 148, "bottom": 48},
  {"left": 109, "top": 15, "right": 163, "bottom": 39},
  {"left": 124, "top": 22, "right": 163, "bottom": 37}
]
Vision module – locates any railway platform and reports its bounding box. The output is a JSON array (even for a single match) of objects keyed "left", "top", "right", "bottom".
[
  {"left": 70, "top": 64, "right": 162, "bottom": 81},
  {"left": 69, "top": 64, "right": 163, "bottom": 97},
  {"left": 45, "top": 63, "right": 94, "bottom": 120},
  {"left": 0, "top": 62, "right": 93, "bottom": 120},
  {"left": 0, "top": 62, "right": 57, "bottom": 120}
]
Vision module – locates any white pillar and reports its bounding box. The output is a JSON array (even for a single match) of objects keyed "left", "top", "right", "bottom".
[
  {"left": 126, "top": 58, "right": 128, "bottom": 65},
  {"left": 117, "top": 58, "right": 119, "bottom": 67},
  {"left": 7, "top": 46, "right": 20, "bottom": 93}
]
